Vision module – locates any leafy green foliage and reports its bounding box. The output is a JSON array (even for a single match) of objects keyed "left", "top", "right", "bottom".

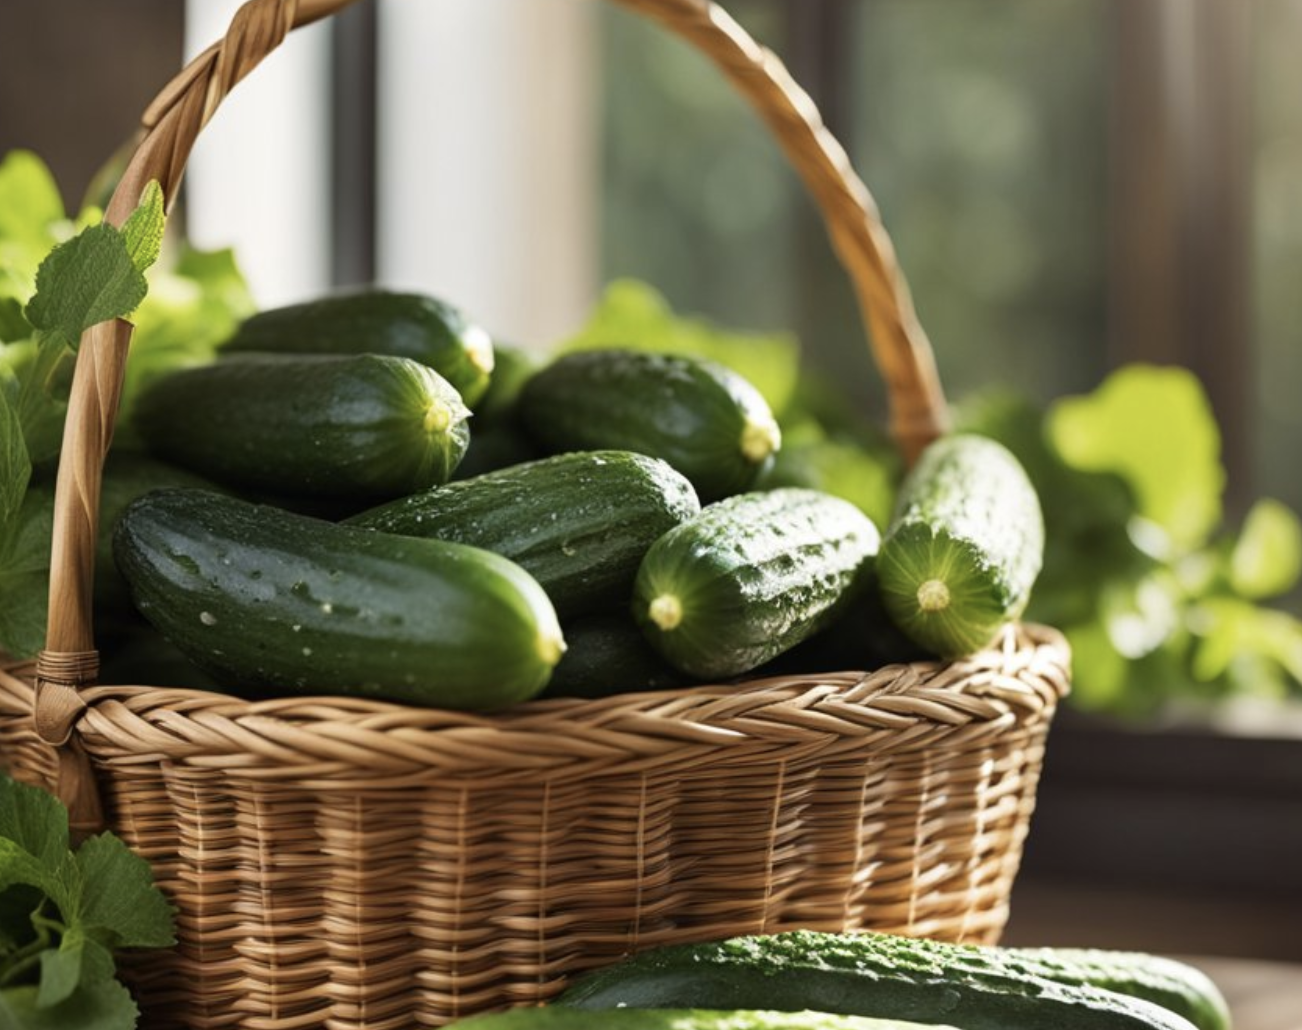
[
  {"left": 560, "top": 278, "right": 802, "bottom": 418},
  {"left": 0, "top": 150, "right": 254, "bottom": 659},
  {"left": 957, "top": 364, "right": 1302, "bottom": 717},
  {"left": 0, "top": 774, "right": 175, "bottom": 1030}
]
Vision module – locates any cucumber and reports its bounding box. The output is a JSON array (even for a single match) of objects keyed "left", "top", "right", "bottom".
[
  {"left": 541, "top": 613, "right": 691, "bottom": 699},
  {"left": 876, "top": 433, "right": 1044, "bottom": 657},
  {"left": 516, "top": 349, "right": 781, "bottom": 503},
  {"left": 346, "top": 450, "right": 700, "bottom": 619},
  {"left": 221, "top": 288, "right": 495, "bottom": 407},
  {"left": 447, "top": 1008, "right": 959, "bottom": 1030},
  {"left": 131, "top": 352, "right": 471, "bottom": 501},
  {"left": 112, "top": 488, "right": 564, "bottom": 709},
  {"left": 632, "top": 488, "right": 879, "bottom": 679},
  {"left": 558, "top": 930, "right": 1202, "bottom": 1030},
  {"left": 1004, "top": 947, "right": 1230, "bottom": 1030}
]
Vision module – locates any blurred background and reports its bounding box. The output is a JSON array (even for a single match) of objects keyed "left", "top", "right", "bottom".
[{"left": 3, "top": 0, "right": 1300, "bottom": 968}]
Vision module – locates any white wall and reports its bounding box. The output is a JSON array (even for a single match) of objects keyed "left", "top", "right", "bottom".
[
  {"left": 182, "top": 0, "right": 333, "bottom": 309},
  {"left": 182, "top": 0, "right": 599, "bottom": 348},
  {"left": 376, "top": 0, "right": 599, "bottom": 350}
]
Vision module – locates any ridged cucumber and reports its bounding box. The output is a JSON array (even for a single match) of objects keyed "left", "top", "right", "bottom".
[
  {"left": 447, "top": 1009, "right": 959, "bottom": 1030},
  {"left": 558, "top": 930, "right": 1202, "bottom": 1030},
  {"left": 346, "top": 450, "right": 700, "bottom": 619},
  {"left": 516, "top": 349, "right": 781, "bottom": 503},
  {"left": 1004, "top": 947, "right": 1230, "bottom": 1030},
  {"left": 632, "top": 488, "right": 879, "bottom": 679},
  {"left": 876, "top": 433, "right": 1044, "bottom": 657},
  {"left": 112, "top": 488, "right": 564, "bottom": 709},
  {"left": 221, "top": 288, "right": 495, "bottom": 407},
  {"left": 131, "top": 352, "right": 471, "bottom": 500}
]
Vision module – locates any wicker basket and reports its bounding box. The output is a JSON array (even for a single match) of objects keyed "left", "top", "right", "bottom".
[{"left": 0, "top": 0, "right": 1071, "bottom": 1027}]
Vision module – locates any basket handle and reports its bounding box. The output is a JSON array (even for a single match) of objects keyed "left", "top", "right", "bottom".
[{"left": 35, "top": 0, "right": 949, "bottom": 744}]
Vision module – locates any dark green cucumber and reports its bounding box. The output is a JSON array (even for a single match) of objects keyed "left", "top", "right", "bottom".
[
  {"left": 221, "top": 288, "right": 495, "bottom": 407},
  {"left": 1003, "top": 947, "right": 1230, "bottom": 1030},
  {"left": 132, "top": 352, "right": 471, "bottom": 500},
  {"left": 516, "top": 349, "right": 781, "bottom": 503},
  {"left": 558, "top": 930, "right": 1201, "bottom": 1030},
  {"left": 876, "top": 433, "right": 1044, "bottom": 657},
  {"left": 541, "top": 613, "right": 691, "bottom": 699},
  {"left": 452, "top": 343, "right": 542, "bottom": 478},
  {"left": 95, "top": 452, "right": 229, "bottom": 612},
  {"left": 632, "top": 488, "right": 879, "bottom": 679},
  {"left": 346, "top": 450, "right": 700, "bottom": 619},
  {"left": 447, "top": 1008, "right": 958, "bottom": 1030},
  {"left": 112, "top": 488, "right": 564, "bottom": 709}
]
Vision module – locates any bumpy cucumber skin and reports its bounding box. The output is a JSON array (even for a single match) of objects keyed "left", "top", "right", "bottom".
[
  {"left": 448, "top": 1008, "right": 959, "bottom": 1030},
  {"left": 876, "top": 433, "right": 1044, "bottom": 658},
  {"left": 347, "top": 451, "right": 701, "bottom": 619},
  {"left": 1005, "top": 948, "right": 1230, "bottom": 1030},
  {"left": 516, "top": 349, "right": 781, "bottom": 503},
  {"left": 132, "top": 352, "right": 471, "bottom": 500},
  {"left": 222, "top": 288, "right": 495, "bottom": 407},
  {"left": 632, "top": 488, "right": 880, "bottom": 679},
  {"left": 559, "top": 930, "right": 1200, "bottom": 1030},
  {"left": 112, "top": 489, "right": 564, "bottom": 710}
]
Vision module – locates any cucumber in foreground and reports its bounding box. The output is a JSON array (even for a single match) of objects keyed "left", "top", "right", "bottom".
[
  {"left": 558, "top": 930, "right": 1204, "bottom": 1030},
  {"left": 516, "top": 349, "right": 781, "bottom": 503},
  {"left": 112, "top": 489, "right": 564, "bottom": 709},
  {"left": 347, "top": 451, "right": 700, "bottom": 619},
  {"left": 132, "top": 352, "right": 471, "bottom": 500},
  {"left": 221, "top": 288, "right": 496, "bottom": 407},
  {"left": 447, "top": 1008, "right": 959, "bottom": 1030},
  {"left": 1005, "top": 946, "right": 1231, "bottom": 1030},
  {"left": 632, "top": 488, "right": 879, "bottom": 679},
  {"left": 876, "top": 433, "right": 1044, "bottom": 657}
]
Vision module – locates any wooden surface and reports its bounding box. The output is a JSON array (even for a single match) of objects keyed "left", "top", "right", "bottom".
[{"left": 1185, "top": 956, "right": 1302, "bottom": 1030}]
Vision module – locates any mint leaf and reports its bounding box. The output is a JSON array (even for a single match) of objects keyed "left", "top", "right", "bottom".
[
  {"left": 120, "top": 181, "right": 165, "bottom": 275},
  {"left": 37, "top": 933, "right": 84, "bottom": 1008},
  {"left": 0, "top": 299, "right": 31, "bottom": 343},
  {"left": 0, "top": 387, "right": 29, "bottom": 525},
  {"left": 23, "top": 224, "right": 148, "bottom": 352},
  {"left": 1048, "top": 364, "right": 1224, "bottom": 552},
  {"left": 74, "top": 834, "right": 175, "bottom": 949},
  {"left": 1230, "top": 498, "right": 1302, "bottom": 600},
  {"left": 0, "top": 775, "right": 69, "bottom": 871},
  {"left": 0, "top": 973, "right": 138, "bottom": 1030},
  {"left": 0, "top": 151, "right": 66, "bottom": 258}
]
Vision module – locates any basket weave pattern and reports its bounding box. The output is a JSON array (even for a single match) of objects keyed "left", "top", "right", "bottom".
[
  {"left": 0, "top": 0, "right": 1070, "bottom": 1027},
  {"left": 3, "top": 630, "right": 1065, "bottom": 1026}
]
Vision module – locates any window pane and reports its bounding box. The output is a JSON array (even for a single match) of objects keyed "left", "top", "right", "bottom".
[
  {"left": 598, "top": 2, "right": 798, "bottom": 333},
  {"left": 850, "top": 0, "right": 1110, "bottom": 404},
  {"left": 1252, "top": 0, "right": 1302, "bottom": 518}
]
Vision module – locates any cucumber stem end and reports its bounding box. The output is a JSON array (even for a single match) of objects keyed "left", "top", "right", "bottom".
[
  {"left": 740, "top": 415, "right": 782, "bottom": 464},
  {"left": 648, "top": 594, "right": 684, "bottom": 632},
  {"left": 916, "top": 579, "right": 951, "bottom": 613}
]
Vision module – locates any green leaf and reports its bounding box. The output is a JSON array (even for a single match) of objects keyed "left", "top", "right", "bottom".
[
  {"left": 1048, "top": 364, "right": 1224, "bottom": 552},
  {"left": 73, "top": 834, "right": 175, "bottom": 949},
  {"left": 560, "top": 278, "right": 801, "bottom": 417},
  {"left": 23, "top": 224, "right": 148, "bottom": 352},
  {"left": 0, "top": 300, "right": 32, "bottom": 344},
  {"left": 0, "top": 776, "right": 69, "bottom": 872},
  {"left": 1190, "top": 596, "right": 1302, "bottom": 686},
  {"left": 0, "top": 152, "right": 67, "bottom": 257},
  {"left": 0, "top": 973, "right": 139, "bottom": 1030},
  {"left": 1230, "top": 497, "right": 1302, "bottom": 600},
  {"left": 37, "top": 936, "right": 83, "bottom": 1008},
  {"left": 120, "top": 181, "right": 165, "bottom": 275},
  {"left": 0, "top": 387, "right": 30, "bottom": 526}
]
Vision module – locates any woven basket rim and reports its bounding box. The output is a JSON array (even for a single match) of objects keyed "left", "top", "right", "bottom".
[{"left": 4, "top": 625, "right": 1068, "bottom": 783}]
